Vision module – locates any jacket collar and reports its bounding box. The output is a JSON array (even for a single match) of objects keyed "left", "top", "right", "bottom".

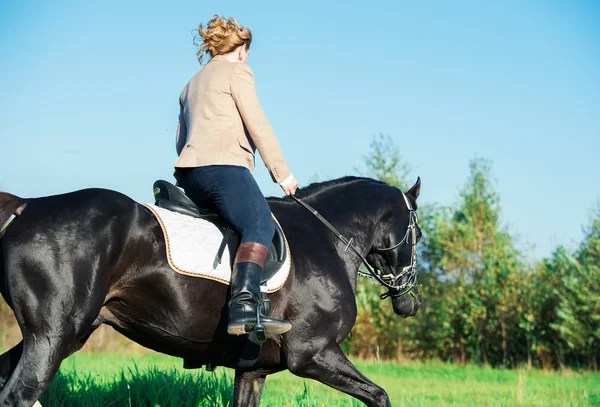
[{"left": 211, "top": 55, "right": 228, "bottom": 62}]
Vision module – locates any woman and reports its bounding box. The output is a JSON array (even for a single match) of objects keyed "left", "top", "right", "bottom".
[{"left": 174, "top": 15, "right": 298, "bottom": 336}]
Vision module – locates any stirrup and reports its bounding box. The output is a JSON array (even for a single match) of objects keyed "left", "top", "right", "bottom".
[{"left": 254, "top": 306, "right": 267, "bottom": 343}]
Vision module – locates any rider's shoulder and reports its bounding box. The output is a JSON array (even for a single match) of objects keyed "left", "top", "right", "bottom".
[{"left": 231, "top": 63, "right": 254, "bottom": 78}]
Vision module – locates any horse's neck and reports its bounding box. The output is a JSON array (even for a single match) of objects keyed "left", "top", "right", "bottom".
[
  {"left": 304, "top": 192, "right": 381, "bottom": 290},
  {"left": 310, "top": 188, "right": 382, "bottom": 243}
]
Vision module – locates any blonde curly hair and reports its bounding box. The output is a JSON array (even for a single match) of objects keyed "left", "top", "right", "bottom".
[{"left": 194, "top": 15, "right": 252, "bottom": 64}]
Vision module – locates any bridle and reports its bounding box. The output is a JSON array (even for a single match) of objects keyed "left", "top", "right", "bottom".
[{"left": 291, "top": 192, "right": 420, "bottom": 300}]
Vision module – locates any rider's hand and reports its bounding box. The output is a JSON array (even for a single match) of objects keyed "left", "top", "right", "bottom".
[{"left": 280, "top": 174, "right": 299, "bottom": 196}]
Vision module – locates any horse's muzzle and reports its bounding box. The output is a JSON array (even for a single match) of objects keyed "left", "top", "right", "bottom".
[{"left": 391, "top": 287, "right": 422, "bottom": 318}]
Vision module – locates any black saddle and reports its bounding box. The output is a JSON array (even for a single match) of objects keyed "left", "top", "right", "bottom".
[{"left": 152, "top": 180, "right": 287, "bottom": 283}]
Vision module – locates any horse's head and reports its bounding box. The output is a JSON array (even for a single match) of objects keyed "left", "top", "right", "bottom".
[{"left": 366, "top": 177, "right": 423, "bottom": 318}]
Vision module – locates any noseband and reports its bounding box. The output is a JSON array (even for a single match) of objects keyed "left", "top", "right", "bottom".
[{"left": 291, "top": 192, "right": 419, "bottom": 300}]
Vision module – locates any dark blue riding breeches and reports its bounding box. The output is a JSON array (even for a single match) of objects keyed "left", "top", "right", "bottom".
[{"left": 177, "top": 165, "right": 275, "bottom": 248}]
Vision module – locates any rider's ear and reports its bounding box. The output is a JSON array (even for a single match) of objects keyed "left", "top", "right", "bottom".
[{"left": 406, "top": 177, "right": 421, "bottom": 201}]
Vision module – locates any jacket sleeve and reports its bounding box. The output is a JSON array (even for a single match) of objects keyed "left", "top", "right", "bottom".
[
  {"left": 175, "top": 96, "right": 187, "bottom": 156},
  {"left": 230, "top": 63, "right": 291, "bottom": 183}
]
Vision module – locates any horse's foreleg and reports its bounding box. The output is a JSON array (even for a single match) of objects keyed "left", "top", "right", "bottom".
[
  {"left": 288, "top": 344, "right": 391, "bottom": 407},
  {"left": 0, "top": 342, "right": 22, "bottom": 389},
  {"left": 233, "top": 370, "right": 267, "bottom": 407}
]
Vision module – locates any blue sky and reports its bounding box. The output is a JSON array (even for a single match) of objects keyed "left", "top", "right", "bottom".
[{"left": 0, "top": 0, "right": 598, "bottom": 260}]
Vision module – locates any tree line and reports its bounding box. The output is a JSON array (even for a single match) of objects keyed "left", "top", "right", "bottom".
[{"left": 344, "top": 134, "right": 600, "bottom": 370}]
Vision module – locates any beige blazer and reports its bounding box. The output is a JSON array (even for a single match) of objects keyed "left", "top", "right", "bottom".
[{"left": 174, "top": 55, "right": 291, "bottom": 184}]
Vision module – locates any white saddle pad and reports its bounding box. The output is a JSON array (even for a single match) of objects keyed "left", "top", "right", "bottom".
[{"left": 144, "top": 204, "right": 291, "bottom": 293}]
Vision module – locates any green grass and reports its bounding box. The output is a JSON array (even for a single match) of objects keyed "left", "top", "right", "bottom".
[{"left": 35, "top": 353, "right": 600, "bottom": 407}]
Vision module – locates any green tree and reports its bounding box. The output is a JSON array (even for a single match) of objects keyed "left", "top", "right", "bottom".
[
  {"left": 549, "top": 206, "right": 600, "bottom": 369},
  {"left": 575, "top": 205, "right": 600, "bottom": 369},
  {"left": 426, "top": 158, "right": 524, "bottom": 366}
]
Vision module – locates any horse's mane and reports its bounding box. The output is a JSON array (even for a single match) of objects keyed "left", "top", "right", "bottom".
[
  {"left": 268, "top": 175, "right": 417, "bottom": 210},
  {"left": 298, "top": 176, "right": 385, "bottom": 197},
  {"left": 268, "top": 176, "right": 385, "bottom": 203}
]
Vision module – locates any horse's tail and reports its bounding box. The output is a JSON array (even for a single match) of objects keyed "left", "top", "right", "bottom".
[{"left": 0, "top": 192, "right": 27, "bottom": 234}]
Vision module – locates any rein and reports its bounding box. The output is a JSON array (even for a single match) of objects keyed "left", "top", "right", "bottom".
[
  {"left": 290, "top": 194, "right": 419, "bottom": 299},
  {"left": 0, "top": 215, "right": 16, "bottom": 239}
]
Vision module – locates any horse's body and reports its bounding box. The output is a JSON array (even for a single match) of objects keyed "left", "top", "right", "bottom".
[{"left": 0, "top": 177, "right": 421, "bottom": 407}]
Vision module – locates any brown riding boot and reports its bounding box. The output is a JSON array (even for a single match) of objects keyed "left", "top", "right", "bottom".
[{"left": 227, "top": 242, "right": 291, "bottom": 336}]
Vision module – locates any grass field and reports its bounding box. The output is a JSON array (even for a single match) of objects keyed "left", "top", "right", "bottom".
[{"left": 32, "top": 353, "right": 600, "bottom": 407}]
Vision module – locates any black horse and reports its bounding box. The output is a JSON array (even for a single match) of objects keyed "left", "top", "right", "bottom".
[{"left": 0, "top": 176, "right": 422, "bottom": 407}]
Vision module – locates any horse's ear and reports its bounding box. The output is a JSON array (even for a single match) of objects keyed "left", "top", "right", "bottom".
[{"left": 406, "top": 177, "right": 421, "bottom": 201}]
